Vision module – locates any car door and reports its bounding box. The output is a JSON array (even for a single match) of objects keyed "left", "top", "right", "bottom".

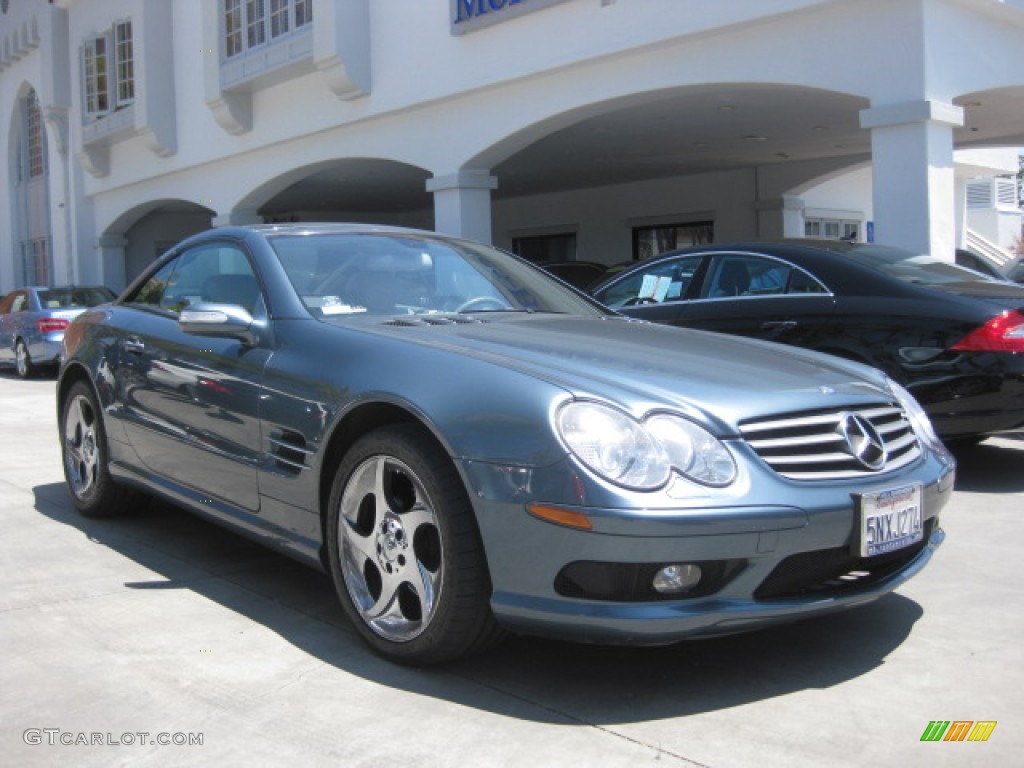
[
  {"left": 108, "top": 241, "right": 270, "bottom": 512},
  {"left": 677, "top": 252, "right": 838, "bottom": 346},
  {"left": 609, "top": 251, "right": 837, "bottom": 348}
]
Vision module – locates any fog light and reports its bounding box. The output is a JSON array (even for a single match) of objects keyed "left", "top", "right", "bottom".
[{"left": 652, "top": 564, "right": 702, "bottom": 594}]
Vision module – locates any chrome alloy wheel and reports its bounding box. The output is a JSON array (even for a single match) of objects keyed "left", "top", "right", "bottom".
[
  {"left": 338, "top": 455, "right": 444, "bottom": 642},
  {"left": 64, "top": 393, "right": 100, "bottom": 499},
  {"left": 15, "top": 341, "right": 29, "bottom": 378}
]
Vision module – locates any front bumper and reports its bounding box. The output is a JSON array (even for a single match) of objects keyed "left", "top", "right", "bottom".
[
  {"left": 489, "top": 526, "right": 944, "bottom": 645},
  {"left": 461, "top": 446, "right": 955, "bottom": 645}
]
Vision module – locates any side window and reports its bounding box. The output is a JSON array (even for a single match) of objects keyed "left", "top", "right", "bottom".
[
  {"left": 595, "top": 255, "right": 703, "bottom": 308},
  {"left": 703, "top": 254, "right": 829, "bottom": 298},
  {"left": 127, "top": 244, "right": 259, "bottom": 315},
  {"left": 130, "top": 259, "right": 177, "bottom": 310},
  {"left": 748, "top": 260, "right": 790, "bottom": 296},
  {"left": 787, "top": 268, "right": 830, "bottom": 294},
  {"left": 10, "top": 294, "right": 28, "bottom": 313},
  {"left": 703, "top": 255, "right": 777, "bottom": 298}
]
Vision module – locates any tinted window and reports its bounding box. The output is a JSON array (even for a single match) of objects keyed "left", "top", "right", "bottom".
[
  {"left": 702, "top": 254, "right": 829, "bottom": 298},
  {"left": 788, "top": 268, "right": 829, "bottom": 294},
  {"left": 594, "top": 255, "right": 704, "bottom": 309}
]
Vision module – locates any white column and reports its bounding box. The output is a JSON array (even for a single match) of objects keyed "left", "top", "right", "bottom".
[
  {"left": 860, "top": 100, "right": 963, "bottom": 259},
  {"left": 98, "top": 234, "right": 127, "bottom": 292},
  {"left": 953, "top": 175, "right": 968, "bottom": 249},
  {"left": 426, "top": 171, "right": 498, "bottom": 243}
]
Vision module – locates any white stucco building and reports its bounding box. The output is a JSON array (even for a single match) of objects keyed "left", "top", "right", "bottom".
[{"left": 2, "top": 0, "right": 1023, "bottom": 293}]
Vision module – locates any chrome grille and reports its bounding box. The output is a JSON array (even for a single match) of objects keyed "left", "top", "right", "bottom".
[{"left": 739, "top": 404, "right": 922, "bottom": 480}]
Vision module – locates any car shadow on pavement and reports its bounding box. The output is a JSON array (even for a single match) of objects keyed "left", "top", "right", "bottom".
[
  {"left": 949, "top": 435, "right": 1024, "bottom": 493},
  {"left": 33, "top": 482, "right": 924, "bottom": 726}
]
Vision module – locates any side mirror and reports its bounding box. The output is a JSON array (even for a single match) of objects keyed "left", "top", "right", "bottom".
[{"left": 179, "top": 302, "right": 259, "bottom": 345}]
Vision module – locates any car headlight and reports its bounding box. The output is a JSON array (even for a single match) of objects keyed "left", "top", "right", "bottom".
[
  {"left": 887, "top": 378, "right": 942, "bottom": 449},
  {"left": 556, "top": 401, "right": 737, "bottom": 490}
]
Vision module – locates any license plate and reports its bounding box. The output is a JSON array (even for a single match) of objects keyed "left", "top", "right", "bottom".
[{"left": 856, "top": 483, "right": 924, "bottom": 557}]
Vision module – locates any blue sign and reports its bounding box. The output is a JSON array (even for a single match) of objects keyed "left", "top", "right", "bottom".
[
  {"left": 866, "top": 221, "right": 875, "bottom": 243},
  {"left": 451, "top": 0, "right": 573, "bottom": 35}
]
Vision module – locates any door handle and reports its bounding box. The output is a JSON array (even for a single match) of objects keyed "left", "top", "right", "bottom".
[
  {"left": 122, "top": 337, "right": 145, "bottom": 355},
  {"left": 760, "top": 320, "right": 798, "bottom": 331}
]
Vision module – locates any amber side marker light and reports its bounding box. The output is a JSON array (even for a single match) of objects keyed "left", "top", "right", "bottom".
[{"left": 527, "top": 503, "right": 593, "bottom": 530}]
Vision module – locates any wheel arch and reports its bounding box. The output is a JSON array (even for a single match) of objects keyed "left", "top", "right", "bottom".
[
  {"left": 56, "top": 363, "right": 98, "bottom": 421},
  {"left": 316, "top": 400, "right": 453, "bottom": 569}
]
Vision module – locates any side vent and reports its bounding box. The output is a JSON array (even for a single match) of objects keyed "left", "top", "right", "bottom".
[{"left": 269, "top": 430, "right": 313, "bottom": 474}]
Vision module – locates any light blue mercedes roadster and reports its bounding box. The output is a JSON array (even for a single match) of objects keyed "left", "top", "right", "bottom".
[{"left": 58, "top": 224, "right": 954, "bottom": 664}]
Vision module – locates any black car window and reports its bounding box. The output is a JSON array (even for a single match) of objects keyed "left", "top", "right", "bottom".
[
  {"left": 128, "top": 244, "right": 260, "bottom": 315},
  {"left": 702, "top": 254, "right": 828, "bottom": 298},
  {"left": 703, "top": 256, "right": 767, "bottom": 298},
  {"left": 787, "top": 267, "right": 830, "bottom": 294},
  {"left": 10, "top": 294, "right": 27, "bottom": 313},
  {"left": 594, "top": 255, "right": 703, "bottom": 309}
]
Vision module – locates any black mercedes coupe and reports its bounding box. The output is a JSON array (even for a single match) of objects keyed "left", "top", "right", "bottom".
[{"left": 591, "top": 239, "right": 1024, "bottom": 442}]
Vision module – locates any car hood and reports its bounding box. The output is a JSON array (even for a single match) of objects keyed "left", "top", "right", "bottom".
[{"left": 355, "top": 314, "right": 893, "bottom": 432}]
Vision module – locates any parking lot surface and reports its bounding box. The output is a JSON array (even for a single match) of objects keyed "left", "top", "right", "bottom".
[{"left": 1, "top": 374, "right": 1021, "bottom": 767}]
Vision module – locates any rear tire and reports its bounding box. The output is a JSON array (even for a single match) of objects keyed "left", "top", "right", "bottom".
[
  {"left": 15, "top": 339, "right": 35, "bottom": 379},
  {"left": 60, "top": 381, "right": 146, "bottom": 517},
  {"left": 327, "top": 424, "right": 503, "bottom": 665}
]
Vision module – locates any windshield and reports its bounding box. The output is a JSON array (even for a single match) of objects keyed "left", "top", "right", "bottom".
[
  {"left": 268, "top": 232, "right": 608, "bottom": 318},
  {"left": 844, "top": 244, "right": 999, "bottom": 286},
  {"left": 38, "top": 286, "right": 116, "bottom": 308}
]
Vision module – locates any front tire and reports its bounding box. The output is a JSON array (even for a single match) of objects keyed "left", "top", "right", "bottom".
[
  {"left": 15, "top": 339, "right": 35, "bottom": 379},
  {"left": 327, "top": 424, "right": 502, "bottom": 665},
  {"left": 61, "top": 381, "right": 145, "bottom": 517}
]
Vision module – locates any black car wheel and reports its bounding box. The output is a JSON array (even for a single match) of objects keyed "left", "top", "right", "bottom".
[
  {"left": 15, "top": 339, "right": 35, "bottom": 379},
  {"left": 327, "top": 424, "right": 502, "bottom": 665},
  {"left": 61, "top": 381, "right": 145, "bottom": 517}
]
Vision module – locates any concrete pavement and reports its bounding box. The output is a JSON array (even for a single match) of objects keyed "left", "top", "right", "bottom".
[{"left": 1, "top": 373, "right": 1021, "bottom": 767}]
